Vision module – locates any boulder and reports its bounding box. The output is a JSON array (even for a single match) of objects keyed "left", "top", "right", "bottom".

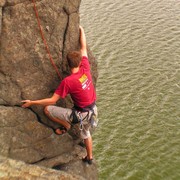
[
  {"left": 0, "top": 0, "right": 98, "bottom": 179},
  {"left": 0, "top": 156, "right": 86, "bottom": 180}
]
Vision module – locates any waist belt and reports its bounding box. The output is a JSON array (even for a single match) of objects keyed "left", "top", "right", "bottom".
[{"left": 73, "top": 101, "right": 96, "bottom": 112}]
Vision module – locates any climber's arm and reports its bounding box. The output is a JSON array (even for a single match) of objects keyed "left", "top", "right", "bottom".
[
  {"left": 21, "top": 93, "right": 60, "bottom": 108},
  {"left": 79, "top": 26, "right": 87, "bottom": 57}
]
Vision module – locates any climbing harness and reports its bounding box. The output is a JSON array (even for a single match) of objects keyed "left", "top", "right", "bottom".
[
  {"left": 70, "top": 102, "right": 98, "bottom": 129},
  {"left": 78, "top": 112, "right": 83, "bottom": 130},
  {"left": 31, "top": 0, "right": 62, "bottom": 80}
]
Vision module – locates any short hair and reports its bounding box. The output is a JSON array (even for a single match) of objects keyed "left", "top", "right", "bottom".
[{"left": 67, "top": 51, "right": 82, "bottom": 68}]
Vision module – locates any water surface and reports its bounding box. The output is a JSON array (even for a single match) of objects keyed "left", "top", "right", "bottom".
[{"left": 80, "top": 0, "right": 180, "bottom": 179}]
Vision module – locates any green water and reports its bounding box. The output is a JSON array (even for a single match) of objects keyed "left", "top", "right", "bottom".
[{"left": 80, "top": 0, "right": 180, "bottom": 179}]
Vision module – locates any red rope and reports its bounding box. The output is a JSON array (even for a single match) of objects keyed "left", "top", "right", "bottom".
[{"left": 32, "top": 0, "right": 62, "bottom": 80}]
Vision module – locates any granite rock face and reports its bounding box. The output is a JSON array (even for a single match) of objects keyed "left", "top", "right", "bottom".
[
  {"left": 0, "top": 0, "right": 98, "bottom": 179},
  {"left": 0, "top": 156, "right": 85, "bottom": 180}
]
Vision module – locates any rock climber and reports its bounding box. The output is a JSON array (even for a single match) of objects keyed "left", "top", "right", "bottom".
[{"left": 21, "top": 26, "right": 98, "bottom": 165}]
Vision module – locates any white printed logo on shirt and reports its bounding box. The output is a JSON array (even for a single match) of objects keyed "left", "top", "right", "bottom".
[{"left": 79, "top": 74, "right": 91, "bottom": 90}]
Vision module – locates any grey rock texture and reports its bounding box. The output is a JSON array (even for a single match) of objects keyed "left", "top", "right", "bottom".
[
  {"left": 0, "top": 0, "right": 98, "bottom": 179},
  {"left": 0, "top": 156, "right": 85, "bottom": 180}
]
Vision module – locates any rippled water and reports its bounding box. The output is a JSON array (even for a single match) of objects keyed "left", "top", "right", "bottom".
[{"left": 80, "top": 0, "right": 180, "bottom": 179}]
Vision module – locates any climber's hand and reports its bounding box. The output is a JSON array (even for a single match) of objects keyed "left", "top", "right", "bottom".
[{"left": 21, "top": 100, "right": 32, "bottom": 108}]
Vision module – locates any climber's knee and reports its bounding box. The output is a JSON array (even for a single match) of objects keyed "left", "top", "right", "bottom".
[{"left": 44, "top": 106, "right": 50, "bottom": 116}]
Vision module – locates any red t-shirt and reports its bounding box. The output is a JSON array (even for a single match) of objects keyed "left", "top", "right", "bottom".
[{"left": 55, "top": 56, "right": 96, "bottom": 108}]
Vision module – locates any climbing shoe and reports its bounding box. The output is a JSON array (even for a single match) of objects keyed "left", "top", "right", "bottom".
[{"left": 82, "top": 156, "right": 93, "bottom": 165}]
